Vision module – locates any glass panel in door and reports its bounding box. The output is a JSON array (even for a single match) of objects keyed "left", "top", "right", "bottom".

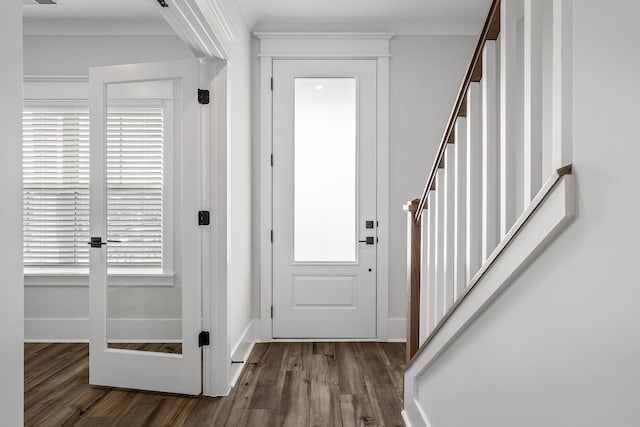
[
  {"left": 293, "top": 78, "right": 357, "bottom": 262},
  {"left": 105, "top": 80, "right": 180, "bottom": 354}
]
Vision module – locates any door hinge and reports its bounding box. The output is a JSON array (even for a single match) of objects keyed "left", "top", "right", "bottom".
[
  {"left": 270, "top": 77, "right": 273, "bottom": 91},
  {"left": 270, "top": 230, "right": 273, "bottom": 242},
  {"left": 198, "top": 210, "right": 210, "bottom": 226},
  {"left": 198, "top": 89, "right": 210, "bottom": 105},
  {"left": 270, "top": 154, "right": 273, "bottom": 166},
  {"left": 270, "top": 306, "right": 273, "bottom": 318},
  {"left": 156, "top": 0, "right": 169, "bottom": 7},
  {"left": 199, "top": 331, "right": 210, "bottom": 347}
]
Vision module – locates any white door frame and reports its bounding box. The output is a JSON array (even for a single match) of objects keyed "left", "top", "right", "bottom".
[
  {"left": 154, "top": 0, "right": 234, "bottom": 396},
  {"left": 257, "top": 32, "right": 393, "bottom": 341}
]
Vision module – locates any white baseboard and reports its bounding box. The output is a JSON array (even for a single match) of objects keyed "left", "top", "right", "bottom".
[
  {"left": 402, "top": 410, "right": 414, "bottom": 427},
  {"left": 388, "top": 317, "right": 407, "bottom": 342},
  {"left": 25, "top": 318, "right": 88, "bottom": 342},
  {"left": 25, "top": 318, "right": 181, "bottom": 342},
  {"left": 229, "top": 319, "right": 259, "bottom": 389}
]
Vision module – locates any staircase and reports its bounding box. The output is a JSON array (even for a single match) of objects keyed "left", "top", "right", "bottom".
[{"left": 402, "top": 1, "right": 574, "bottom": 425}]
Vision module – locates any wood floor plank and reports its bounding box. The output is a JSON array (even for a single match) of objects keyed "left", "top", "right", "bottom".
[
  {"left": 340, "top": 394, "right": 377, "bottom": 427},
  {"left": 25, "top": 341, "right": 406, "bottom": 426},
  {"left": 335, "top": 343, "right": 367, "bottom": 395},
  {"left": 278, "top": 370, "right": 310, "bottom": 427}
]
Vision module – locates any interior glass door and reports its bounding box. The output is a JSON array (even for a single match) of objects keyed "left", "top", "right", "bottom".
[{"left": 89, "top": 60, "right": 201, "bottom": 395}]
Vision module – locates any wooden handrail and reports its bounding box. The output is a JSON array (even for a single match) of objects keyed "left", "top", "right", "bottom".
[{"left": 415, "top": 0, "right": 501, "bottom": 220}]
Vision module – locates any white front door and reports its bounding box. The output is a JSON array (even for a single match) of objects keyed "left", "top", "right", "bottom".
[
  {"left": 272, "top": 59, "right": 378, "bottom": 339},
  {"left": 89, "top": 60, "right": 202, "bottom": 395}
]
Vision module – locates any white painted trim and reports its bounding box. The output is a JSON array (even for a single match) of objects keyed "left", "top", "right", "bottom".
[
  {"left": 256, "top": 32, "right": 393, "bottom": 60},
  {"left": 257, "top": 53, "right": 392, "bottom": 59},
  {"left": 257, "top": 34, "right": 391, "bottom": 341},
  {"left": 402, "top": 410, "right": 415, "bottom": 427},
  {"left": 258, "top": 55, "right": 273, "bottom": 342},
  {"left": 25, "top": 318, "right": 183, "bottom": 342},
  {"left": 255, "top": 32, "right": 394, "bottom": 39},
  {"left": 157, "top": 0, "right": 232, "bottom": 59},
  {"left": 229, "top": 320, "right": 259, "bottom": 389},
  {"left": 403, "top": 174, "right": 574, "bottom": 427},
  {"left": 202, "top": 58, "right": 230, "bottom": 397},
  {"left": 387, "top": 317, "right": 407, "bottom": 342},
  {"left": 376, "top": 56, "right": 391, "bottom": 340}
]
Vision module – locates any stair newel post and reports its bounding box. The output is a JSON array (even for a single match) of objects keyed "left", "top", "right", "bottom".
[{"left": 404, "top": 198, "right": 422, "bottom": 362}]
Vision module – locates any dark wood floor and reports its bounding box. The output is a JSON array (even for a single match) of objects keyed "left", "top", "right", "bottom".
[{"left": 25, "top": 342, "right": 405, "bottom": 426}]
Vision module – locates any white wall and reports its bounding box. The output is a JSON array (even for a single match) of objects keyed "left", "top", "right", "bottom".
[
  {"left": 23, "top": 35, "right": 194, "bottom": 75},
  {"left": 0, "top": 2, "right": 24, "bottom": 425},
  {"left": 388, "top": 35, "right": 475, "bottom": 324},
  {"left": 407, "top": 1, "right": 640, "bottom": 425},
  {"left": 23, "top": 34, "right": 195, "bottom": 341}
]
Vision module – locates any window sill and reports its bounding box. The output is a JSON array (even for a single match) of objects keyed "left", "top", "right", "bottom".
[{"left": 24, "top": 269, "right": 177, "bottom": 287}]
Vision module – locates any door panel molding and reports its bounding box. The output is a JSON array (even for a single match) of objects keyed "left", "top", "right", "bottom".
[{"left": 257, "top": 33, "right": 392, "bottom": 341}]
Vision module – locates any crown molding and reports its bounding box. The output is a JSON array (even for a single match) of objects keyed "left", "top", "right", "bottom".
[{"left": 254, "top": 32, "right": 394, "bottom": 40}]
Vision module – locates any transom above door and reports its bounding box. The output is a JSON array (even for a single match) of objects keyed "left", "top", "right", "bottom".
[{"left": 272, "top": 59, "right": 378, "bottom": 339}]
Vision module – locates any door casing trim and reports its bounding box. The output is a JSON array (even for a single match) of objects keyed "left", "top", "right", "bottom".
[{"left": 257, "top": 33, "right": 393, "bottom": 341}]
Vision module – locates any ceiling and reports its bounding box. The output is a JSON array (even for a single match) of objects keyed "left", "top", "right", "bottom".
[
  {"left": 22, "top": 0, "right": 160, "bottom": 19},
  {"left": 22, "top": 0, "right": 491, "bottom": 36},
  {"left": 238, "top": 0, "right": 491, "bottom": 35}
]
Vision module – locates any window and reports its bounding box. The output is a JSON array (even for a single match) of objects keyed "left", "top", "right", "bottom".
[
  {"left": 23, "top": 103, "right": 167, "bottom": 272},
  {"left": 23, "top": 105, "right": 90, "bottom": 267}
]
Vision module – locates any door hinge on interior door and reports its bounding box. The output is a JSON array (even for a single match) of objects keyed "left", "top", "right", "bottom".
[
  {"left": 270, "top": 77, "right": 273, "bottom": 91},
  {"left": 198, "top": 89, "right": 210, "bottom": 105},
  {"left": 270, "top": 230, "right": 273, "bottom": 242},
  {"left": 271, "top": 306, "right": 273, "bottom": 319},
  {"left": 198, "top": 331, "right": 210, "bottom": 347}
]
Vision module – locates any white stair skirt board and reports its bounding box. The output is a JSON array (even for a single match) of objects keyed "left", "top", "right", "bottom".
[
  {"left": 24, "top": 318, "right": 181, "bottom": 342},
  {"left": 403, "top": 173, "right": 574, "bottom": 427},
  {"left": 229, "top": 320, "right": 259, "bottom": 390}
]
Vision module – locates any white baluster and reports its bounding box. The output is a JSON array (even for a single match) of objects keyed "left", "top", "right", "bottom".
[
  {"left": 426, "top": 190, "right": 437, "bottom": 333},
  {"left": 434, "top": 168, "right": 446, "bottom": 324},
  {"left": 419, "top": 210, "right": 429, "bottom": 343},
  {"left": 552, "top": 0, "right": 573, "bottom": 169},
  {"left": 466, "top": 83, "right": 483, "bottom": 281},
  {"left": 453, "top": 118, "right": 468, "bottom": 300},
  {"left": 443, "top": 143, "right": 456, "bottom": 312},
  {"left": 500, "top": 0, "right": 525, "bottom": 236},
  {"left": 482, "top": 40, "right": 500, "bottom": 262},
  {"left": 524, "top": 0, "right": 543, "bottom": 202}
]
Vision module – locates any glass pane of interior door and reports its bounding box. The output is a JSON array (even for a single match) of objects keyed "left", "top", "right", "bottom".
[
  {"left": 105, "top": 79, "right": 181, "bottom": 354},
  {"left": 294, "top": 78, "right": 357, "bottom": 262}
]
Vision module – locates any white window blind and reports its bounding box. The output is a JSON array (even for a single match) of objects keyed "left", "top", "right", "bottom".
[
  {"left": 107, "top": 106, "right": 164, "bottom": 269},
  {"left": 22, "top": 106, "right": 90, "bottom": 266},
  {"left": 23, "top": 104, "right": 165, "bottom": 270}
]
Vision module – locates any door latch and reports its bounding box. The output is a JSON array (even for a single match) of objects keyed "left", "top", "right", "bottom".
[{"left": 88, "top": 237, "right": 121, "bottom": 248}]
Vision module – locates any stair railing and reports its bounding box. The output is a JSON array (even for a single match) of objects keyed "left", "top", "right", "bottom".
[{"left": 404, "top": 0, "right": 573, "bottom": 364}]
